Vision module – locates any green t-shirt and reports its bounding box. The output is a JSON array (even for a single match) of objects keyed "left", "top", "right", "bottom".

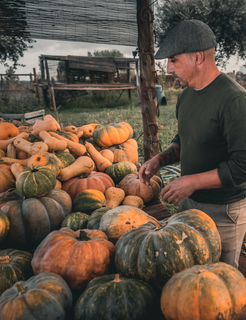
[{"left": 172, "top": 73, "right": 246, "bottom": 204}]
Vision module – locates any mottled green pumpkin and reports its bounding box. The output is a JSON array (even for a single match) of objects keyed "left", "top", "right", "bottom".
[
  {"left": 55, "top": 151, "right": 76, "bottom": 168},
  {"left": 0, "top": 272, "right": 72, "bottom": 320},
  {"left": 105, "top": 161, "right": 137, "bottom": 184},
  {"left": 1, "top": 188, "right": 72, "bottom": 249},
  {"left": 16, "top": 165, "right": 56, "bottom": 198},
  {"left": 61, "top": 212, "right": 89, "bottom": 231},
  {"left": 74, "top": 274, "right": 156, "bottom": 320},
  {"left": 0, "top": 211, "right": 10, "bottom": 242},
  {"left": 73, "top": 189, "right": 106, "bottom": 214},
  {"left": 87, "top": 207, "right": 113, "bottom": 230},
  {"left": 0, "top": 249, "right": 33, "bottom": 296},
  {"left": 161, "top": 262, "right": 246, "bottom": 320},
  {"left": 115, "top": 209, "right": 222, "bottom": 287},
  {"left": 26, "top": 133, "right": 42, "bottom": 143}
]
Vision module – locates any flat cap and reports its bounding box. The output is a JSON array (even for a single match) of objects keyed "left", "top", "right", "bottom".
[{"left": 155, "top": 19, "right": 217, "bottom": 59}]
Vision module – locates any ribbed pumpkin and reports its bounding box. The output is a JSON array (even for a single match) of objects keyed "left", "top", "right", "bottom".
[
  {"left": 0, "top": 189, "right": 23, "bottom": 210},
  {"left": 0, "top": 123, "right": 19, "bottom": 140},
  {"left": 117, "top": 172, "right": 161, "bottom": 203},
  {"left": 62, "top": 171, "right": 115, "bottom": 200},
  {"left": 115, "top": 209, "right": 222, "bottom": 287},
  {"left": 161, "top": 262, "right": 246, "bottom": 320},
  {"left": 56, "top": 130, "right": 79, "bottom": 143},
  {"left": 109, "top": 142, "right": 138, "bottom": 164},
  {"left": 0, "top": 164, "right": 15, "bottom": 193},
  {"left": 27, "top": 152, "right": 63, "bottom": 176},
  {"left": 74, "top": 274, "right": 156, "bottom": 320},
  {"left": 123, "top": 138, "right": 138, "bottom": 149},
  {"left": 1, "top": 188, "right": 72, "bottom": 248},
  {"left": 0, "top": 211, "right": 10, "bottom": 242},
  {"left": 31, "top": 228, "right": 115, "bottom": 290},
  {"left": 55, "top": 150, "right": 75, "bottom": 168},
  {"left": 73, "top": 189, "right": 106, "bottom": 214},
  {"left": 0, "top": 272, "right": 72, "bottom": 320},
  {"left": 87, "top": 207, "right": 113, "bottom": 230},
  {"left": 119, "top": 121, "right": 133, "bottom": 138},
  {"left": 99, "top": 205, "right": 150, "bottom": 243},
  {"left": 105, "top": 161, "right": 137, "bottom": 184},
  {"left": 0, "top": 249, "right": 33, "bottom": 295},
  {"left": 16, "top": 165, "right": 56, "bottom": 198},
  {"left": 61, "top": 212, "right": 89, "bottom": 230},
  {"left": 93, "top": 123, "right": 130, "bottom": 148}
]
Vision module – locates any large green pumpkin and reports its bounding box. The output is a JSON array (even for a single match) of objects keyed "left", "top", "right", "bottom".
[
  {"left": 0, "top": 211, "right": 9, "bottom": 242},
  {"left": 161, "top": 262, "right": 246, "bottom": 320},
  {"left": 115, "top": 209, "right": 222, "bottom": 287},
  {"left": 87, "top": 207, "right": 112, "bottom": 230},
  {"left": 55, "top": 151, "right": 75, "bottom": 168},
  {"left": 1, "top": 188, "right": 72, "bottom": 249},
  {"left": 0, "top": 272, "right": 72, "bottom": 320},
  {"left": 105, "top": 161, "right": 137, "bottom": 184},
  {"left": 0, "top": 249, "right": 33, "bottom": 295},
  {"left": 73, "top": 189, "right": 106, "bottom": 214},
  {"left": 74, "top": 274, "right": 156, "bottom": 320},
  {"left": 61, "top": 212, "right": 89, "bottom": 231},
  {"left": 16, "top": 165, "right": 56, "bottom": 198}
]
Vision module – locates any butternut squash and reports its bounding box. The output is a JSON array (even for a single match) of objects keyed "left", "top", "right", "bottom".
[
  {"left": 85, "top": 141, "right": 112, "bottom": 172},
  {"left": 0, "top": 149, "right": 5, "bottom": 158},
  {"left": 16, "top": 149, "right": 30, "bottom": 159},
  {"left": 105, "top": 187, "right": 125, "bottom": 208},
  {"left": 6, "top": 142, "right": 16, "bottom": 159},
  {"left": 80, "top": 124, "right": 94, "bottom": 139},
  {"left": 122, "top": 195, "right": 144, "bottom": 209},
  {"left": 0, "top": 157, "right": 29, "bottom": 166},
  {"left": 13, "top": 138, "right": 48, "bottom": 155},
  {"left": 49, "top": 132, "right": 86, "bottom": 157},
  {"left": 63, "top": 125, "right": 77, "bottom": 134},
  {"left": 77, "top": 130, "right": 84, "bottom": 139},
  {"left": 10, "top": 163, "right": 24, "bottom": 179},
  {"left": 99, "top": 149, "right": 114, "bottom": 163},
  {"left": 39, "top": 130, "right": 67, "bottom": 152},
  {"left": 31, "top": 120, "right": 58, "bottom": 135},
  {"left": 44, "top": 115, "right": 61, "bottom": 131},
  {"left": 0, "top": 132, "right": 29, "bottom": 152},
  {"left": 57, "top": 156, "right": 95, "bottom": 181}
]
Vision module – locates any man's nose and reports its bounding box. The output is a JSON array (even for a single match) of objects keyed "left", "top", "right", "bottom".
[{"left": 167, "top": 62, "right": 173, "bottom": 74}]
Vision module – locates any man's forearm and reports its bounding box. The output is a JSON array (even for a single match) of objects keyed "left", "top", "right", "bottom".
[{"left": 157, "top": 142, "right": 180, "bottom": 167}]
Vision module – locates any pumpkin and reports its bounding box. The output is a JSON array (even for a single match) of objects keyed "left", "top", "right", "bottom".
[
  {"left": 115, "top": 209, "right": 222, "bottom": 287},
  {"left": 61, "top": 212, "right": 89, "bottom": 231},
  {"left": 87, "top": 207, "right": 113, "bottom": 230},
  {"left": 0, "top": 249, "right": 33, "bottom": 295},
  {"left": 105, "top": 161, "right": 137, "bottom": 184},
  {"left": 0, "top": 149, "right": 5, "bottom": 158},
  {"left": 0, "top": 211, "right": 10, "bottom": 242},
  {"left": 39, "top": 130, "right": 67, "bottom": 152},
  {"left": 99, "top": 205, "right": 150, "bottom": 243},
  {"left": 88, "top": 123, "right": 103, "bottom": 131},
  {"left": 0, "top": 164, "right": 15, "bottom": 193},
  {"left": 117, "top": 172, "right": 161, "bottom": 203},
  {"left": 0, "top": 123, "right": 19, "bottom": 140},
  {"left": 85, "top": 141, "right": 112, "bottom": 171},
  {"left": 161, "top": 262, "right": 246, "bottom": 320},
  {"left": 105, "top": 187, "right": 125, "bottom": 208},
  {"left": 55, "top": 150, "right": 75, "bottom": 168},
  {"left": 56, "top": 130, "right": 79, "bottom": 143},
  {"left": 73, "top": 189, "right": 106, "bottom": 214},
  {"left": 123, "top": 138, "right": 138, "bottom": 149},
  {"left": 99, "top": 149, "right": 114, "bottom": 163},
  {"left": 122, "top": 195, "right": 144, "bottom": 209},
  {"left": 0, "top": 189, "right": 24, "bottom": 210},
  {"left": 62, "top": 171, "right": 115, "bottom": 200},
  {"left": 0, "top": 272, "right": 72, "bottom": 320},
  {"left": 80, "top": 124, "right": 94, "bottom": 139},
  {"left": 63, "top": 125, "right": 78, "bottom": 134},
  {"left": 16, "top": 165, "right": 56, "bottom": 198},
  {"left": 109, "top": 142, "right": 138, "bottom": 164},
  {"left": 26, "top": 133, "right": 42, "bottom": 142},
  {"left": 27, "top": 152, "right": 62, "bottom": 177},
  {"left": 1, "top": 188, "right": 72, "bottom": 248},
  {"left": 31, "top": 228, "right": 115, "bottom": 290},
  {"left": 119, "top": 121, "right": 134, "bottom": 138},
  {"left": 93, "top": 123, "right": 130, "bottom": 148},
  {"left": 74, "top": 274, "right": 156, "bottom": 320}
]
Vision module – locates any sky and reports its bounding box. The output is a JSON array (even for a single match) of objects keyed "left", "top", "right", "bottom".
[{"left": 1, "top": 38, "right": 245, "bottom": 78}]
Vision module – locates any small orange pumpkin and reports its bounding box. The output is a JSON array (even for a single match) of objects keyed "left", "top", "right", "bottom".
[
  {"left": 0, "top": 165, "right": 15, "bottom": 193},
  {"left": 27, "top": 152, "right": 63, "bottom": 177},
  {"left": 0, "top": 123, "right": 19, "bottom": 140}
]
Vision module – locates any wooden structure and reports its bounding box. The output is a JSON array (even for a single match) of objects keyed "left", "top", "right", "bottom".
[
  {"left": 0, "top": 109, "right": 45, "bottom": 124},
  {"left": 37, "top": 55, "right": 139, "bottom": 111}
]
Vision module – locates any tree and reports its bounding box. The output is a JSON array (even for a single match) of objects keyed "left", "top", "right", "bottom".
[
  {"left": 0, "top": 35, "right": 35, "bottom": 70},
  {"left": 155, "top": 0, "right": 246, "bottom": 67},
  {"left": 88, "top": 49, "right": 124, "bottom": 57}
]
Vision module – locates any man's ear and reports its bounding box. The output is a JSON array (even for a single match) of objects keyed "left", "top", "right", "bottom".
[{"left": 195, "top": 52, "right": 205, "bottom": 64}]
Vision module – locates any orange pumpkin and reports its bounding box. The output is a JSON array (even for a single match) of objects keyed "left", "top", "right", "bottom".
[
  {"left": 31, "top": 227, "right": 115, "bottom": 290},
  {"left": 93, "top": 123, "right": 130, "bottom": 148},
  {"left": 62, "top": 171, "right": 114, "bottom": 200},
  {"left": 109, "top": 143, "right": 138, "bottom": 164},
  {"left": 27, "top": 152, "right": 63, "bottom": 177},
  {"left": 0, "top": 165, "right": 15, "bottom": 193},
  {"left": 0, "top": 123, "right": 19, "bottom": 140}
]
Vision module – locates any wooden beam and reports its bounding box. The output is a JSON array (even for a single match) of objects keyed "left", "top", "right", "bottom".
[
  {"left": 52, "top": 83, "right": 136, "bottom": 90},
  {"left": 33, "top": 68, "right": 40, "bottom": 103}
]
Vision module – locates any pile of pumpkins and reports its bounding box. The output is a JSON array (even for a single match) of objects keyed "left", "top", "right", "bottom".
[{"left": 0, "top": 116, "right": 246, "bottom": 320}]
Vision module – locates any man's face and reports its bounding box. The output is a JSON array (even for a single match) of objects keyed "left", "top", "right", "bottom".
[{"left": 167, "top": 53, "right": 196, "bottom": 88}]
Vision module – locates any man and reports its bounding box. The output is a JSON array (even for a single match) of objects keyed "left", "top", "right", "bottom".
[{"left": 139, "top": 19, "right": 246, "bottom": 268}]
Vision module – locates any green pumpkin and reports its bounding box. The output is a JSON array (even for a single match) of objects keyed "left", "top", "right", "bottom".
[
  {"left": 87, "top": 207, "right": 112, "bottom": 230},
  {"left": 0, "top": 272, "right": 72, "bottom": 320},
  {"left": 0, "top": 211, "right": 10, "bottom": 242},
  {"left": 74, "top": 273, "right": 156, "bottom": 320},
  {"left": 115, "top": 209, "right": 222, "bottom": 287},
  {"left": 26, "top": 134, "right": 42, "bottom": 143},
  {"left": 61, "top": 212, "right": 89, "bottom": 231},
  {"left": 0, "top": 249, "right": 33, "bottom": 295},
  {"left": 55, "top": 151, "right": 76, "bottom": 168},
  {"left": 16, "top": 165, "right": 56, "bottom": 198},
  {"left": 73, "top": 189, "right": 106, "bottom": 214},
  {"left": 105, "top": 161, "right": 137, "bottom": 184}
]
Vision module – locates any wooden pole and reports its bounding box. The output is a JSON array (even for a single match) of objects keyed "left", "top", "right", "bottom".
[
  {"left": 127, "top": 62, "right": 132, "bottom": 99},
  {"left": 45, "top": 58, "right": 56, "bottom": 111},
  {"left": 40, "top": 58, "right": 49, "bottom": 108},
  {"left": 29, "top": 73, "right": 34, "bottom": 90},
  {"left": 33, "top": 68, "right": 40, "bottom": 103},
  {"left": 137, "top": 0, "right": 159, "bottom": 161}
]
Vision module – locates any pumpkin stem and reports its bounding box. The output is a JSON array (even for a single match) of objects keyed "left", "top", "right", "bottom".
[
  {"left": 77, "top": 230, "right": 91, "bottom": 241},
  {"left": 112, "top": 274, "right": 123, "bottom": 283},
  {"left": 16, "top": 282, "right": 28, "bottom": 296},
  {"left": 147, "top": 214, "right": 164, "bottom": 229},
  {"left": 0, "top": 256, "right": 11, "bottom": 264}
]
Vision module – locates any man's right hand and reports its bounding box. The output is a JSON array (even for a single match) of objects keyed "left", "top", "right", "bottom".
[{"left": 139, "top": 155, "right": 161, "bottom": 185}]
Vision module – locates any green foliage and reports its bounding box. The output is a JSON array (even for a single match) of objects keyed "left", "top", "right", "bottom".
[
  {"left": 88, "top": 49, "right": 124, "bottom": 57},
  {"left": 155, "top": 0, "right": 246, "bottom": 67}
]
